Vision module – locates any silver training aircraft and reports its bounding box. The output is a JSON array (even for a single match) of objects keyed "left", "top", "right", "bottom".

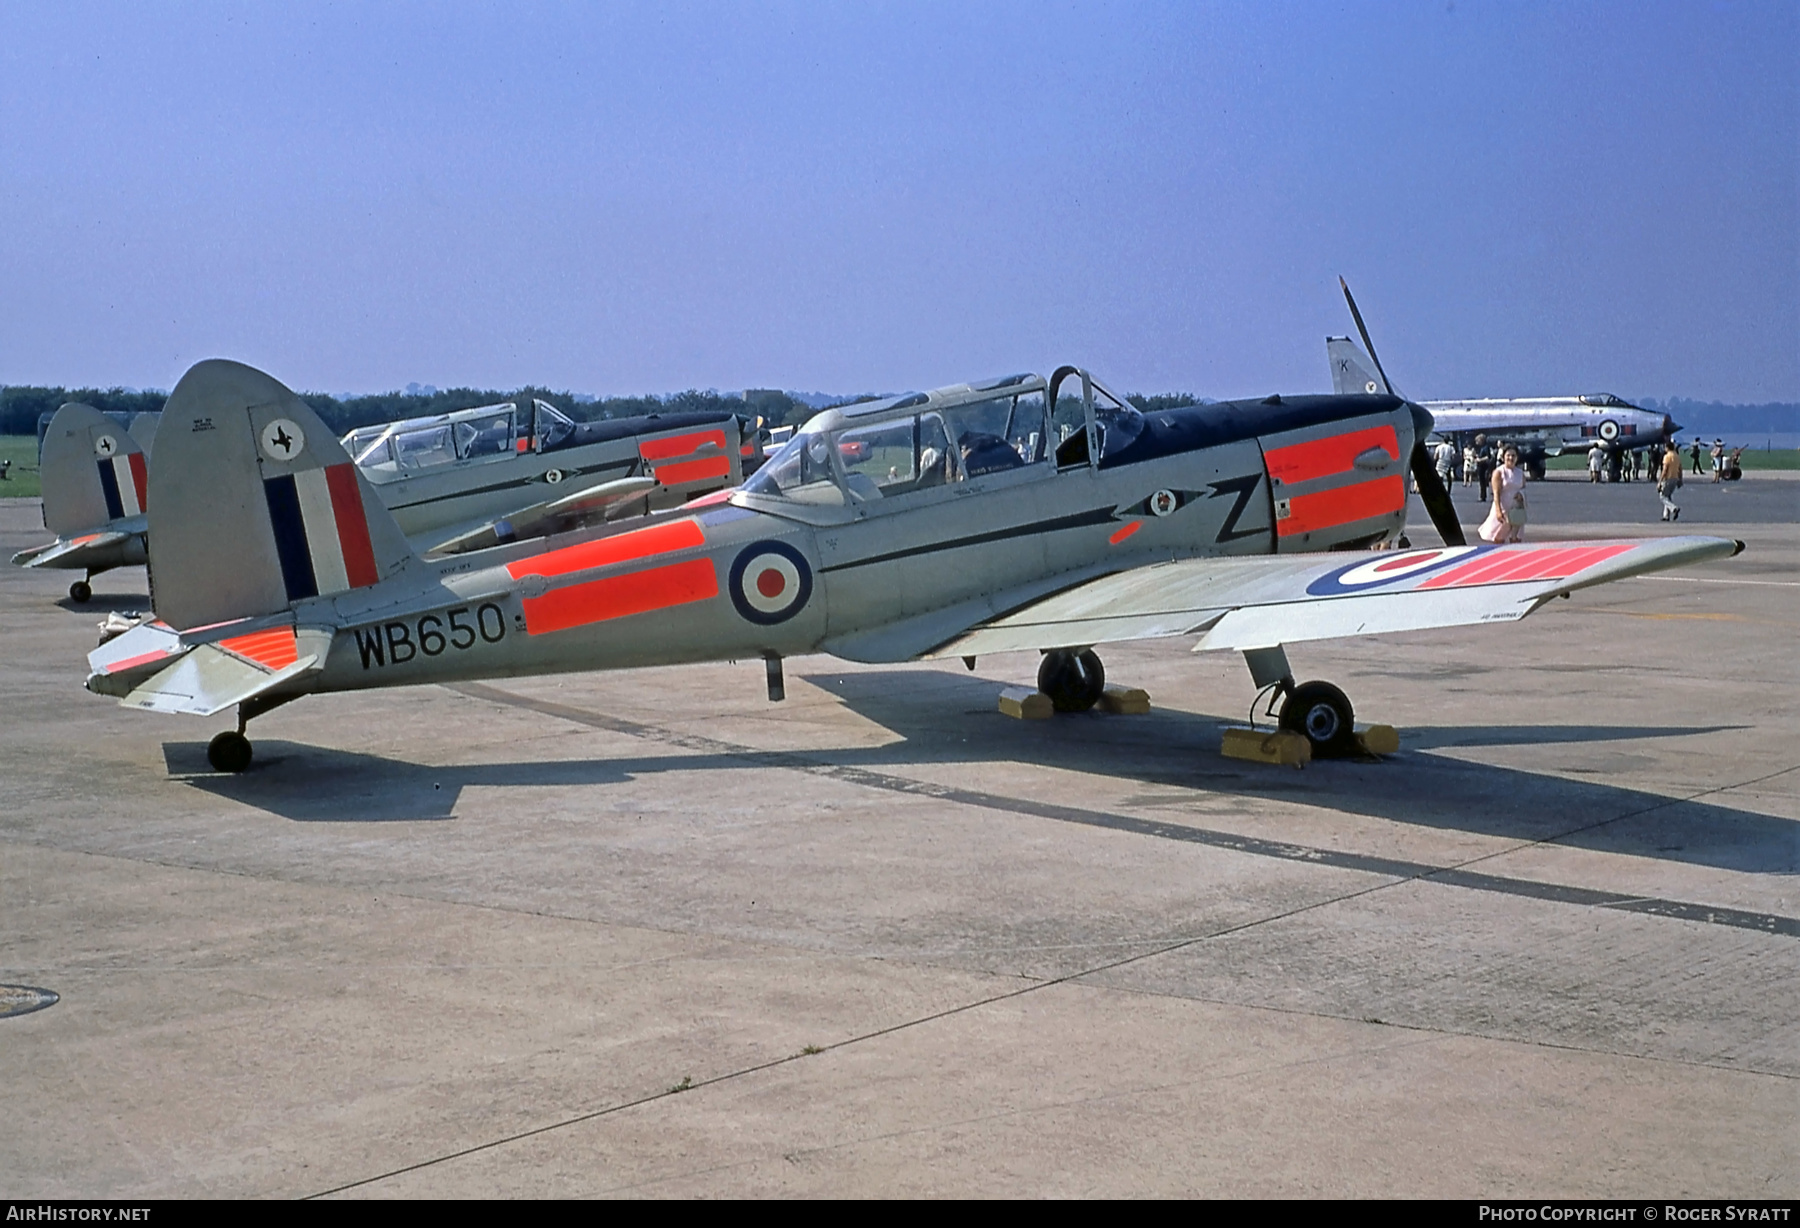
[
  {"left": 1327, "top": 337, "right": 1676, "bottom": 479},
  {"left": 88, "top": 345, "right": 1740, "bottom": 773},
  {"left": 12, "top": 402, "right": 154, "bottom": 602},
  {"left": 341, "top": 397, "right": 756, "bottom": 555}
]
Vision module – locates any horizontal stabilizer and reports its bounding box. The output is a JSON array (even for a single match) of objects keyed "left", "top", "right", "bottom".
[
  {"left": 87, "top": 618, "right": 184, "bottom": 692},
  {"left": 108, "top": 624, "right": 330, "bottom": 717},
  {"left": 12, "top": 527, "right": 138, "bottom": 570}
]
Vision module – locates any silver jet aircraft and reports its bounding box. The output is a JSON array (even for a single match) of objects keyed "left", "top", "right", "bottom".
[
  {"left": 12, "top": 402, "right": 153, "bottom": 602},
  {"left": 88, "top": 354, "right": 1740, "bottom": 773},
  {"left": 1328, "top": 337, "right": 1675, "bottom": 478},
  {"left": 341, "top": 398, "right": 755, "bottom": 554}
]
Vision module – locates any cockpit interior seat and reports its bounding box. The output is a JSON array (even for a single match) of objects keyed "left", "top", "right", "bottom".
[{"left": 960, "top": 432, "right": 1027, "bottom": 477}]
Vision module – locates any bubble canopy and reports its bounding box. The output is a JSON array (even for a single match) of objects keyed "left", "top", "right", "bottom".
[{"left": 739, "top": 369, "right": 1143, "bottom": 506}]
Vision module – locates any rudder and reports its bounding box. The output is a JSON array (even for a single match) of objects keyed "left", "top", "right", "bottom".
[
  {"left": 1326, "top": 337, "right": 1388, "bottom": 397},
  {"left": 39, "top": 403, "right": 150, "bottom": 536},
  {"left": 149, "top": 360, "right": 415, "bottom": 630}
]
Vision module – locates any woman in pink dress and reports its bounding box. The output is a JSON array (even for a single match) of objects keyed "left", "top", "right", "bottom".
[{"left": 1487, "top": 446, "right": 1528, "bottom": 542}]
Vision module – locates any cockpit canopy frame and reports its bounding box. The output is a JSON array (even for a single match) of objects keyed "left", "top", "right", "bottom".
[
  {"left": 737, "top": 368, "right": 1144, "bottom": 515},
  {"left": 342, "top": 399, "right": 577, "bottom": 475}
]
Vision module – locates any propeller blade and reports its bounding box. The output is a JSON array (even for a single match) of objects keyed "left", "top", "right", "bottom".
[
  {"left": 1338, "top": 276, "right": 1395, "bottom": 398},
  {"left": 1409, "top": 441, "right": 1466, "bottom": 547}
]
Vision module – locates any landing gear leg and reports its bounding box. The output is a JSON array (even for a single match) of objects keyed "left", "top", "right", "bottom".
[
  {"left": 1243, "top": 645, "right": 1358, "bottom": 759},
  {"left": 205, "top": 694, "right": 298, "bottom": 773},
  {"left": 69, "top": 576, "right": 92, "bottom": 603},
  {"left": 1038, "top": 648, "right": 1105, "bottom": 712}
]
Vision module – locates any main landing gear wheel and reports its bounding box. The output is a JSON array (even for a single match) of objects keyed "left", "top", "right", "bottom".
[
  {"left": 207, "top": 731, "right": 253, "bottom": 774},
  {"left": 1038, "top": 649, "right": 1105, "bottom": 713},
  {"left": 1279, "top": 681, "right": 1356, "bottom": 759},
  {"left": 69, "top": 580, "right": 92, "bottom": 603}
]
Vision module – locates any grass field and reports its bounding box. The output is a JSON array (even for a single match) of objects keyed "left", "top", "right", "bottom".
[
  {"left": 0, "top": 436, "right": 41, "bottom": 498},
  {"left": 1546, "top": 448, "right": 1800, "bottom": 471}
]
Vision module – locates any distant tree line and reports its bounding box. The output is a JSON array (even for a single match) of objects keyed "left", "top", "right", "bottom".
[
  {"left": 0, "top": 383, "right": 825, "bottom": 438},
  {"left": 4, "top": 383, "right": 1788, "bottom": 442},
  {"left": 1634, "top": 398, "right": 1799, "bottom": 438},
  {"left": 0, "top": 386, "right": 168, "bottom": 436}
]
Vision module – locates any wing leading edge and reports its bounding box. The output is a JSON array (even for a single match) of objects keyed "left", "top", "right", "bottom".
[{"left": 931, "top": 537, "right": 1742, "bottom": 658}]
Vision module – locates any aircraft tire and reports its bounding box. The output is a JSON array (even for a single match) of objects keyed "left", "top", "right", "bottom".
[
  {"left": 1037, "top": 649, "right": 1105, "bottom": 713},
  {"left": 207, "top": 731, "right": 253, "bottom": 774},
  {"left": 1279, "top": 681, "right": 1356, "bottom": 758},
  {"left": 69, "top": 580, "right": 91, "bottom": 603}
]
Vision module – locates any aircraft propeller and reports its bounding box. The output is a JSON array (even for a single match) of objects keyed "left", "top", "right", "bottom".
[{"left": 1338, "top": 277, "right": 1467, "bottom": 548}]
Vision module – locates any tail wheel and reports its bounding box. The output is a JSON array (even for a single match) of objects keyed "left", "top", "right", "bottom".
[
  {"left": 207, "top": 731, "right": 253, "bottom": 773},
  {"left": 69, "top": 580, "right": 92, "bottom": 603},
  {"left": 1037, "top": 649, "right": 1106, "bottom": 713},
  {"left": 1279, "top": 681, "right": 1356, "bottom": 758}
]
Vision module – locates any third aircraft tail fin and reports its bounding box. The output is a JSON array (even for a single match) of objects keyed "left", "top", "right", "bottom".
[{"left": 1326, "top": 336, "right": 1388, "bottom": 397}]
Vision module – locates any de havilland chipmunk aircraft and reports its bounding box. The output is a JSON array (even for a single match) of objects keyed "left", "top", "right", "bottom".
[
  {"left": 341, "top": 397, "right": 757, "bottom": 555},
  {"left": 86, "top": 330, "right": 1741, "bottom": 773},
  {"left": 1328, "top": 337, "right": 1676, "bottom": 479},
  {"left": 12, "top": 402, "right": 155, "bottom": 602}
]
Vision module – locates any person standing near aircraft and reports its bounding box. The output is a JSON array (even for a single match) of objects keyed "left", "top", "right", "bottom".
[
  {"left": 1434, "top": 439, "right": 1456, "bottom": 489},
  {"left": 1462, "top": 442, "right": 1478, "bottom": 488},
  {"left": 1711, "top": 438, "right": 1725, "bottom": 481},
  {"left": 1473, "top": 434, "right": 1497, "bottom": 503},
  {"left": 1588, "top": 443, "right": 1605, "bottom": 483},
  {"left": 1658, "top": 442, "right": 1683, "bottom": 521},
  {"left": 1483, "top": 445, "right": 1528, "bottom": 542},
  {"left": 1689, "top": 438, "right": 1704, "bottom": 476}
]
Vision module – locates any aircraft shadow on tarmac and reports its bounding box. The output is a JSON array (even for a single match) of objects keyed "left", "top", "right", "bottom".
[
  {"left": 165, "top": 669, "right": 1794, "bottom": 875},
  {"left": 164, "top": 740, "right": 638, "bottom": 823},
  {"left": 798, "top": 671, "right": 1792, "bottom": 874}
]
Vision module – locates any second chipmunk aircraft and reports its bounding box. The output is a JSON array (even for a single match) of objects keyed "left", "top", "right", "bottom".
[{"left": 86, "top": 287, "right": 1742, "bottom": 772}]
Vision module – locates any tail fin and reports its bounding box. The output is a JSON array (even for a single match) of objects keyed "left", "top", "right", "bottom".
[
  {"left": 127, "top": 412, "right": 161, "bottom": 458},
  {"left": 149, "top": 359, "right": 414, "bottom": 631},
  {"left": 1326, "top": 337, "right": 1388, "bottom": 397},
  {"left": 39, "top": 403, "right": 150, "bottom": 536}
]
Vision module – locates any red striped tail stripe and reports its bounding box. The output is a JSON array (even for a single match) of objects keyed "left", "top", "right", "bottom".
[
  {"left": 97, "top": 454, "right": 149, "bottom": 519},
  {"left": 264, "top": 462, "right": 381, "bottom": 602}
]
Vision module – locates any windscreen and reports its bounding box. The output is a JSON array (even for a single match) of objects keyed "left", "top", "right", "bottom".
[{"left": 741, "top": 430, "right": 843, "bottom": 503}]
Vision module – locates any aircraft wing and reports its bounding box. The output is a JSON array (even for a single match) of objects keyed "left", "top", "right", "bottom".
[
  {"left": 930, "top": 537, "right": 1741, "bottom": 658},
  {"left": 12, "top": 529, "right": 135, "bottom": 569},
  {"left": 424, "top": 475, "right": 660, "bottom": 555}
]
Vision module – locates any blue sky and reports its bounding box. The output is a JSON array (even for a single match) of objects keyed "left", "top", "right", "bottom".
[{"left": 1, "top": 2, "right": 1793, "bottom": 402}]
